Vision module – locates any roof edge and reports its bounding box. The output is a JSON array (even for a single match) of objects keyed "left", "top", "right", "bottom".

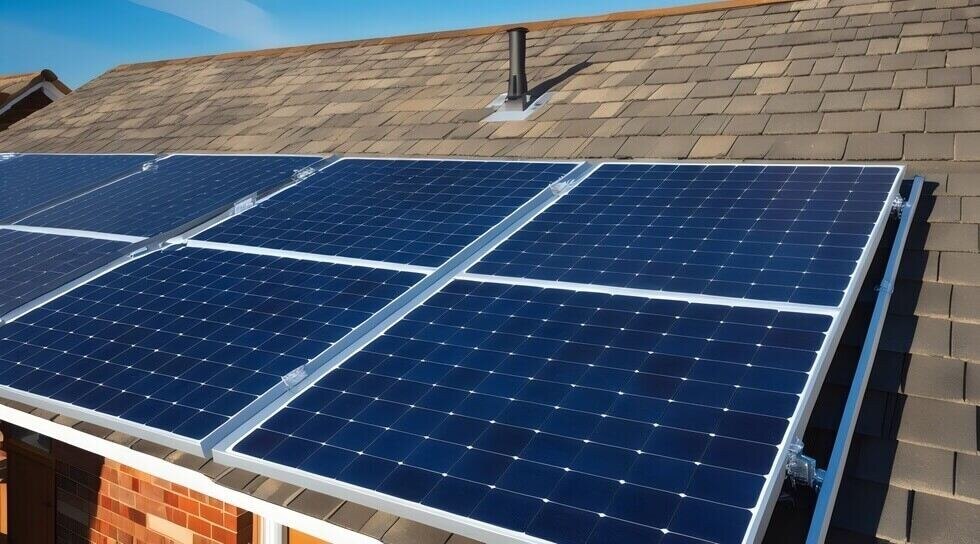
[
  {"left": 114, "top": 0, "right": 790, "bottom": 70},
  {"left": 0, "top": 69, "right": 71, "bottom": 110}
]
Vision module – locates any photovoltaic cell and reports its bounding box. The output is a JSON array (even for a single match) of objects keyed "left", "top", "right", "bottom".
[
  {"left": 232, "top": 279, "right": 832, "bottom": 544},
  {"left": 20, "top": 155, "right": 322, "bottom": 237},
  {"left": 0, "top": 153, "right": 151, "bottom": 221},
  {"left": 196, "top": 158, "right": 577, "bottom": 267},
  {"left": 0, "top": 229, "right": 128, "bottom": 313},
  {"left": 471, "top": 164, "right": 901, "bottom": 306},
  {"left": 0, "top": 247, "right": 422, "bottom": 441}
]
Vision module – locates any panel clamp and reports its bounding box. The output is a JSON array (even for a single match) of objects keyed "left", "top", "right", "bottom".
[
  {"left": 890, "top": 195, "right": 907, "bottom": 217},
  {"left": 0, "top": 153, "right": 18, "bottom": 162},
  {"left": 876, "top": 279, "right": 894, "bottom": 295},
  {"left": 785, "top": 438, "right": 824, "bottom": 491},
  {"left": 141, "top": 160, "right": 159, "bottom": 173},
  {"left": 291, "top": 166, "right": 318, "bottom": 182},
  {"left": 549, "top": 180, "right": 571, "bottom": 195},
  {"left": 282, "top": 366, "right": 308, "bottom": 388},
  {"left": 232, "top": 194, "right": 258, "bottom": 216}
]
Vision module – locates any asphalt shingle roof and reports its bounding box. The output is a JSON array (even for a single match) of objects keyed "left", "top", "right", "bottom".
[{"left": 0, "top": 0, "right": 978, "bottom": 542}]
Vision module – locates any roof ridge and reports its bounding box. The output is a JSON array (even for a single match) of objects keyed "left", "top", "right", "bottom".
[{"left": 114, "top": 0, "right": 790, "bottom": 71}]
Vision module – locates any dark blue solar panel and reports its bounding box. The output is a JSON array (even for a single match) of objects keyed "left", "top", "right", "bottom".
[
  {"left": 0, "top": 230, "right": 128, "bottom": 313},
  {"left": 233, "top": 280, "right": 832, "bottom": 544},
  {"left": 0, "top": 154, "right": 151, "bottom": 221},
  {"left": 196, "top": 158, "right": 577, "bottom": 267},
  {"left": 0, "top": 247, "right": 422, "bottom": 441},
  {"left": 20, "top": 155, "right": 322, "bottom": 237},
  {"left": 471, "top": 164, "right": 901, "bottom": 306}
]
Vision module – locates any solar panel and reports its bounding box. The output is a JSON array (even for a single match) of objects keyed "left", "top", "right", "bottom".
[
  {"left": 19, "top": 154, "right": 322, "bottom": 237},
  {"left": 0, "top": 229, "right": 129, "bottom": 314},
  {"left": 471, "top": 164, "right": 902, "bottom": 307},
  {"left": 0, "top": 247, "right": 423, "bottom": 451},
  {"left": 225, "top": 279, "right": 833, "bottom": 544},
  {"left": 195, "top": 158, "right": 577, "bottom": 267},
  {"left": 0, "top": 153, "right": 151, "bottom": 222}
]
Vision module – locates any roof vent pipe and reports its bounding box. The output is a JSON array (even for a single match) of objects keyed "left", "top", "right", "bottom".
[{"left": 505, "top": 27, "right": 529, "bottom": 109}]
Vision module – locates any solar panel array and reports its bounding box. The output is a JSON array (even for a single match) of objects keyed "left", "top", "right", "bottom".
[
  {"left": 0, "top": 155, "right": 905, "bottom": 544},
  {"left": 20, "top": 154, "right": 322, "bottom": 237},
  {"left": 236, "top": 279, "right": 832, "bottom": 544},
  {"left": 0, "top": 229, "right": 128, "bottom": 314},
  {"left": 197, "top": 158, "right": 576, "bottom": 266},
  {"left": 221, "top": 162, "right": 903, "bottom": 544},
  {"left": 0, "top": 247, "right": 422, "bottom": 440},
  {"left": 472, "top": 164, "right": 901, "bottom": 307},
  {"left": 0, "top": 153, "right": 152, "bottom": 221}
]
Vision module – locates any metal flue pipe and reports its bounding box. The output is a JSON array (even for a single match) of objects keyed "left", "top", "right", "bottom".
[{"left": 506, "top": 27, "right": 529, "bottom": 103}]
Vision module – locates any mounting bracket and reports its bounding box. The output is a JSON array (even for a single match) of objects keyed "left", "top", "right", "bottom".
[{"left": 785, "top": 438, "right": 825, "bottom": 491}]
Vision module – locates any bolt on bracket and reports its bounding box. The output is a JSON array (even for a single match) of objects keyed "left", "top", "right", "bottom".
[{"left": 786, "top": 438, "right": 825, "bottom": 491}]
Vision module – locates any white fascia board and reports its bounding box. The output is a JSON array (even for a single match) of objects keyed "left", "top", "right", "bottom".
[
  {"left": 0, "top": 81, "right": 66, "bottom": 117},
  {"left": 0, "top": 402, "right": 381, "bottom": 544}
]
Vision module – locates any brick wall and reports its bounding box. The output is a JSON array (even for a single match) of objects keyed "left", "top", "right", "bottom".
[{"left": 52, "top": 441, "right": 252, "bottom": 544}]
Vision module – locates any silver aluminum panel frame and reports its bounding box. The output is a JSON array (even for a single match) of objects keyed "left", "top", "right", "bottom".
[{"left": 214, "top": 160, "right": 905, "bottom": 544}]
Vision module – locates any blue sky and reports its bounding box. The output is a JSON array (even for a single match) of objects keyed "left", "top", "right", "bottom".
[{"left": 0, "top": 0, "right": 683, "bottom": 89}]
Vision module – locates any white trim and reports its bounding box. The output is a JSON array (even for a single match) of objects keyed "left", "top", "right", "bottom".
[
  {"left": 0, "top": 81, "right": 66, "bottom": 118},
  {"left": 259, "top": 517, "right": 287, "bottom": 544},
  {"left": 0, "top": 224, "right": 146, "bottom": 243},
  {"left": 185, "top": 240, "right": 435, "bottom": 275},
  {"left": 38, "top": 81, "right": 67, "bottom": 102},
  {"left": 458, "top": 272, "right": 839, "bottom": 316},
  {"left": 0, "top": 402, "right": 381, "bottom": 544}
]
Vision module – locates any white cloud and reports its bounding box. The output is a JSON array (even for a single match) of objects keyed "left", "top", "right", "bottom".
[{"left": 129, "top": 0, "right": 284, "bottom": 47}]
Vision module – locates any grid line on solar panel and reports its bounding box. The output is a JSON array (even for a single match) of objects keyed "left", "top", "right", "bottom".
[
  {"left": 230, "top": 279, "right": 832, "bottom": 544},
  {"left": 0, "top": 229, "right": 128, "bottom": 314},
  {"left": 195, "top": 158, "right": 578, "bottom": 267},
  {"left": 470, "top": 163, "right": 901, "bottom": 307},
  {"left": 19, "top": 155, "right": 322, "bottom": 237},
  {"left": 0, "top": 247, "right": 423, "bottom": 445},
  {"left": 0, "top": 154, "right": 152, "bottom": 222}
]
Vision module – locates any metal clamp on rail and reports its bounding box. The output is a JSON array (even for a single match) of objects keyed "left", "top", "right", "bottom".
[
  {"left": 233, "top": 194, "right": 258, "bottom": 216},
  {"left": 0, "top": 153, "right": 19, "bottom": 161},
  {"left": 291, "top": 166, "right": 318, "bottom": 182},
  {"left": 890, "top": 195, "right": 908, "bottom": 217},
  {"left": 876, "top": 279, "right": 894, "bottom": 295},
  {"left": 549, "top": 180, "right": 571, "bottom": 195},
  {"left": 785, "top": 438, "right": 825, "bottom": 491},
  {"left": 141, "top": 160, "right": 159, "bottom": 173},
  {"left": 282, "top": 366, "right": 308, "bottom": 388}
]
